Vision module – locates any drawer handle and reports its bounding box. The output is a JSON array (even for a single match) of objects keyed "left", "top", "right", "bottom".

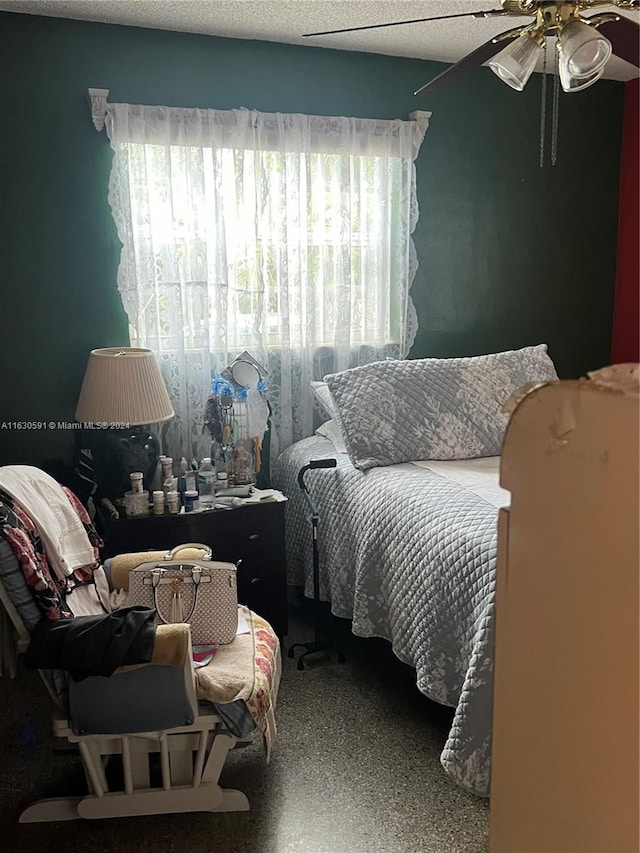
[
  {"left": 248, "top": 534, "right": 260, "bottom": 541},
  {"left": 250, "top": 577, "right": 261, "bottom": 585}
]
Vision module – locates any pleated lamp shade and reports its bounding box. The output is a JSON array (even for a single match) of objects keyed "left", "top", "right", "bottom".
[{"left": 75, "top": 348, "right": 174, "bottom": 426}]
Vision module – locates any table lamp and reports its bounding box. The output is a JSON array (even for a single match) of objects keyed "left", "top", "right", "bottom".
[{"left": 75, "top": 347, "right": 174, "bottom": 499}]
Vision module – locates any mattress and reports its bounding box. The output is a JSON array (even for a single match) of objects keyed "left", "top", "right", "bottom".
[
  {"left": 409, "top": 457, "right": 509, "bottom": 509},
  {"left": 272, "top": 435, "right": 506, "bottom": 796}
]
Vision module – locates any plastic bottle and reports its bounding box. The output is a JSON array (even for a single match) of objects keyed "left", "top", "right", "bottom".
[
  {"left": 184, "top": 490, "right": 199, "bottom": 513},
  {"left": 151, "top": 457, "right": 164, "bottom": 493},
  {"left": 152, "top": 490, "right": 165, "bottom": 516},
  {"left": 161, "top": 457, "right": 173, "bottom": 480},
  {"left": 166, "top": 490, "right": 180, "bottom": 514},
  {"left": 212, "top": 444, "right": 225, "bottom": 473},
  {"left": 129, "top": 472, "right": 144, "bottom": 494},
  {"left": 184, "top": 468, "right": 197, "bottom": 494},
  {"left": 214, "top": 471, "right": 228, "bottom": 493},
  {"left": 233, "top": 440, "right": 255, "bottom": 485},
  {"left": 198, "top": 458, "right": 216, "bottom": 499}
]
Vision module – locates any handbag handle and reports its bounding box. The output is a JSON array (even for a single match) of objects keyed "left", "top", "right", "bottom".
[
  {"left": 151, "top": 566, "right": 202, "bottom": 626},
  {"left": 165, "top": 543, "right": 213, "bottom": 561}
]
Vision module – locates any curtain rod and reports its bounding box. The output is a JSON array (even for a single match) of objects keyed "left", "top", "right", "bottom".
[{"left": 88, "top": 89, "right": 431, "bottom": 135}]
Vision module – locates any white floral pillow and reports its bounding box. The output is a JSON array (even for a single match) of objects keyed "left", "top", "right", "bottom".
[
  {"left": 314, "top": 419, "right": 348, "bottom": 453},
  {"left": 324, "top": 345, "right": 558, "bottom": 470},
  {"left": 310, "top": 380, "right": 337, "bottom": 420}
]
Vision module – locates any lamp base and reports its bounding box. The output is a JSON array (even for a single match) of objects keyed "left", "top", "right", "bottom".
[{"left": 86, "top": 426, "right": 160, "bottom": 500}]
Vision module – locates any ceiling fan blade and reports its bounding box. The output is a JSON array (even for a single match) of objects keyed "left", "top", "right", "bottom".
[
  {"left": 414, "top": 26, "right": 527, "bottom": 96},
  {"left": 596, "top": 17, "right": 640, "bottom": 67},
  {"left": 303, "top": 9, "right": 507, "bottom": 38}
]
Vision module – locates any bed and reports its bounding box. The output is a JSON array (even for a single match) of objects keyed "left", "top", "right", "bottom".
[{"left": 272, "top": 345, "right": 558, "bottom": 797}]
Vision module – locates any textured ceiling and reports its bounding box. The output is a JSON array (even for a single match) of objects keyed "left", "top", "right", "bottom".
[{"left": 0, "top": 0, "right": 638, "bottom": 80}]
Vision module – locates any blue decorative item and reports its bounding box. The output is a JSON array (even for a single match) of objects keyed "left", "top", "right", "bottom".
[{"left": 202, "top": 352, "right": 269, "bottom": 486}]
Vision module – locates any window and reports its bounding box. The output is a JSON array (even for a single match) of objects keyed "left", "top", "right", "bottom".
[{"left": 107, "top": 104, "right": 427, "bottom": 459}]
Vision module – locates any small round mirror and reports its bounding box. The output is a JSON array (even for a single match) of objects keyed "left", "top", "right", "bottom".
[{"left": 231, "top": 359, "right": 260, "bottom": 388}]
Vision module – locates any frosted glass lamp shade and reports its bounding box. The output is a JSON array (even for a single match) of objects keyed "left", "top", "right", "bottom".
[
  {"left": 488, "top": 32, "right": 543, "bottom": 91},
  {"left": 75, "top": 348, "right": 174, "bottom": 426},
  {"left": 559, "top": 58, "right": 605, "bottom": 92},
  {"left": 559, "top": 20, "right": 612, "bottom": 79}
]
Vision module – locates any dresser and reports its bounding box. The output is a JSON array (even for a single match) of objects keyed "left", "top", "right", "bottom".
[{"left": 100, "top": 500, "right": 288, "bottom": 639}]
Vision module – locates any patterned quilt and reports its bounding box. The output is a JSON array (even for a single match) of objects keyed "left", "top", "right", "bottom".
[{"left": 272, "top": 435, "right": 500, "bottom": 796}]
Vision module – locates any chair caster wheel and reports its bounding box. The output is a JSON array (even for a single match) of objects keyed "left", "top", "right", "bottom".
[
  {"left": 297, "top": 659, "right": 305, "bottom": 671},
  {"left": 287, "top": 648, "right": 295, "bottom": 659},
  {"left": 337, "top": 652, "right": 345, "bottom": 664}
]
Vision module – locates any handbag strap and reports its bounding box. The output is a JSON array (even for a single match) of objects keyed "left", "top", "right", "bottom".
[
  {"left": 164, "top": 543, "right": 213, "bottom": 561},
  {"left": 151, "top": 566, "right": 202, "bottom": 626}
]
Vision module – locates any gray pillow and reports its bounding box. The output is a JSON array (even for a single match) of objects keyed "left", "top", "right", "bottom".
[{"left": 324, "top": 345, "right": 558, "bottom": 470}]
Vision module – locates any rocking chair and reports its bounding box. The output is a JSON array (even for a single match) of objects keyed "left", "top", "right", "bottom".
[{"left": 0, "top": 473, "right": 280, "bottom": 823}]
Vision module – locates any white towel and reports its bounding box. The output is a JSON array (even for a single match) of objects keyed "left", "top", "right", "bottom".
[{"left": 0, "top": 465, "right": 97, "bottom": 581}]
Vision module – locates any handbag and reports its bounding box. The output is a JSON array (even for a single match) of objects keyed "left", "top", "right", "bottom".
[{"left": 127, "top": 543, "right": 238, "bottom": 645}]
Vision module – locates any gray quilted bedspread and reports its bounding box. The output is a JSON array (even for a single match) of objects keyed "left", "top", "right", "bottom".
[{"left": 272, "top": 436, "right": 499, "bottom": 797}]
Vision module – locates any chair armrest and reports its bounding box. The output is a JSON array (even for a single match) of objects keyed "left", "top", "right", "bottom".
[
  {"left": 115, "top": 622, "right": 192, "bottom": 671},
  {"left": 150, "top": 622, "right": 192, "bottom": 668}
]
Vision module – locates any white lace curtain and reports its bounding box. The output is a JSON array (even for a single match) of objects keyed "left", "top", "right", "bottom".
[{"left": 106, "top": 103, "right": 427, "bottom": 462}]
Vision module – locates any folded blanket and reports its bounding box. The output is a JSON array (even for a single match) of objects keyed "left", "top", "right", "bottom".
[
  {"left": 108, "top": 548, "right": 209, "bottom": 592},
  {"left": 0, "top": 486, "right": 106, "bottom": 622},
  {"left": 0, "top": 466, "right": 97, "bottom": 580},
  {"left": 195, "top": 606, "right": 281, "bottom": 760}
]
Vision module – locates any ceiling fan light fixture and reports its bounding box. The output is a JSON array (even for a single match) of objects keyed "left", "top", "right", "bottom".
[
  {"left": 558, "top": 19, "right": 612, "bottom": 78},
  {"left": 558, "top": 56, "right": 606, "bottom": 92},
  {"left": 488, "top": 30, "right": 544, "bottom": 92}
]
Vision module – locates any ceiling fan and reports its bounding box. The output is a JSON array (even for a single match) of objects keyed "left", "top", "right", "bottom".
[{"left": 303, "top": 1, "right": 640, "bottom": 95}]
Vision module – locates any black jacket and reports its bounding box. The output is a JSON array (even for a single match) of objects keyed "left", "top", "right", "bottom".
[{"left": 25, "top": 606, "right": 157, "bottom": 681}]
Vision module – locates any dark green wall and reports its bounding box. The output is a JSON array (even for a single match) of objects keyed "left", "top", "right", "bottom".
[{"left": 0, "top": 12, "right": 624, "bottom": 467}]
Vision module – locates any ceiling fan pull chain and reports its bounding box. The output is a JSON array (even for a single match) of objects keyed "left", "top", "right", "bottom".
[
  {"left": 551, "top": 38, "right": 560, "bottom": 167},
  {"left": 539, "top": 39, "right": 548, "bottom": 169}
]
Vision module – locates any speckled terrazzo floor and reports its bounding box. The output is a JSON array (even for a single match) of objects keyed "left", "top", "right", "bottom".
[{"left": 0, "top": 604, "right": 489, "bottom": 853}]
